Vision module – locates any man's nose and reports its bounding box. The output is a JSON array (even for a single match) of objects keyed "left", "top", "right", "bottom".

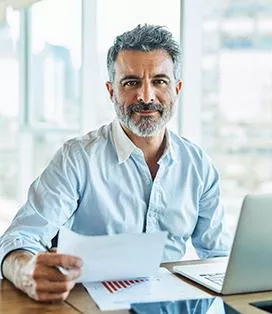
[{"left": 136, "top": 83, "right": 155, "bottom": 103}]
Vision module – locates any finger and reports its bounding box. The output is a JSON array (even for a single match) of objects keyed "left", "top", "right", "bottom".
[
  {"left": 36, "top": 253, "right": 82, "bottom": 269},
  {"left": 55, "top": 267, "right": 81, "bottom": 281},
  {"left": 33, "top": 291, "right": 70, "bottom": 302},
  {"left": 33, "top": 265, "right": 81, "bottom": 282},
  {"left": 33, "top": 265, "right": 66, "bottom": 281},
  {"left": 35, "top": 279, "right": 75, "bottom": 293}
]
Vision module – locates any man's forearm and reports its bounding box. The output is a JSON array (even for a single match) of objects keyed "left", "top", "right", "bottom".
[
  {"left": 2, "top": 249, "right": 82, "bottom": 302},
  {"left": 2, "top": 250, "right": 34, "bottom": 285}
]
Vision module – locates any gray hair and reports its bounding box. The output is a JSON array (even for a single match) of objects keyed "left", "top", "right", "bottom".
[{"left": 107, "top": 24, "right": 181, "bottom": 82}]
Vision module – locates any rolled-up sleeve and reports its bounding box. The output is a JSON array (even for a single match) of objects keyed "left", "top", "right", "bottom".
[{"left": 0, "top": 142, "right": 81, "bottom": 278}]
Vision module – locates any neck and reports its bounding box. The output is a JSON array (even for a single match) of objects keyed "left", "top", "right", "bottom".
[{"left": 122, "top": 125, "right": 166, "bottom": 163}]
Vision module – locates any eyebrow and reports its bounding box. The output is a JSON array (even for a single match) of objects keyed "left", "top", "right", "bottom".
[
  {"left": 119, "top": 75, "right": 140, "bottom": 84},
  {"left": 119, "top": 74, "right": 171, "bottom": 84},
  {"left": 153, "top": 74, "right": 171, "bottom": 81}
]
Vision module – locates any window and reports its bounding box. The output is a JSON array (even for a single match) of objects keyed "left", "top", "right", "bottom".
[
  {"left": 0, "top": 1, "right": 82, "bottom": 235},
  {"left": 0, "top": 8, "right": 20, "bottom": 232},
  {"left": 201, "top": 0, "right": 272, "bottom": 229},
  {"left": 28, "top": 0, "right": 82, "bottom": 177},
  {"left": 29, "top": 0, "right": 82, "bottom": 130}
]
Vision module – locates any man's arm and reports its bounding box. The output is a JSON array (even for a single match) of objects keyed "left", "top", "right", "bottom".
[
  {"left": 191, "top": 156, "right": 231, "bottom": 258},
  {"left": 0, "top": 142, "right": 86, "bottom": 301},
  {"left": 2, "top": 249, "right": 82, "bottom": 302}
]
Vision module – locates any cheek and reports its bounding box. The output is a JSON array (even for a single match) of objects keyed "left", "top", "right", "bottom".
[
  {"left": 158, "top": 89, "right": 176, "bottom": 104},
  {"left": 115, "top": 91, "right": 136, "bottom": 105}
]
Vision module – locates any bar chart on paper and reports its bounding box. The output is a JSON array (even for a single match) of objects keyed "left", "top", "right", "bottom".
[
  {"left": 102, "top": 278, "right": 149, "bottom": 294},
  {"left": 83, "top": 268, "right": 211, "bottom": 311}
]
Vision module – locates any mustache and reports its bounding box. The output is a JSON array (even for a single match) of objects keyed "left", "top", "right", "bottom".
[{"left": 127, "top": 103, "right": 164, "bottom": 113}]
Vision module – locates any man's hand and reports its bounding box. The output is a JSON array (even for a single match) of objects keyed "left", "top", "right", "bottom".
[{"left": 2, "top": 249, "right": 83, "bottom": 302}]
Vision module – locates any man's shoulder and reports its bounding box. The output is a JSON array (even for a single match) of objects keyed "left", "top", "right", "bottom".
[
  {"left": 169, "top": 131, "right": 217, "bottom": 174},
  {"left": 63, "top": 123, "right": 113, "bottom": 154},
  {"left": 169, "top": 130, "right": 205, "bottom": 157}
]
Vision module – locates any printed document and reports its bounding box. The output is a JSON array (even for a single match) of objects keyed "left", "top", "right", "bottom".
[
  {"left": 83, "top": 267, "right": 211, "bottom": 311},
  {"left": 57, "top": 228, "right": 167, "bottom": 282}
]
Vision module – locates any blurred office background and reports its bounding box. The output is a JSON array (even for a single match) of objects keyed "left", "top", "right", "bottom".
[{"left": 0, "top": 0, "right": 272, "bottom": 257}]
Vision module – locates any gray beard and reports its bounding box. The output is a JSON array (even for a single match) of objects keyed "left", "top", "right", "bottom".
[{"left": 114, "top": 102, "right": 174, "bottom": 137}]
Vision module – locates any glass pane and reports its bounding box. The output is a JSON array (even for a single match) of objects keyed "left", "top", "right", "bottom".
[
  {"left": 96, "top": 0, "right": 181, "bottom": 132},
  {"left": 0, "top": 9, "right": 20, "bottom": 232},
  {"left": 201, "top": 0, "right": 272, "bottom": 229},
  {"left": 29, "top": 0, "right": 82, "bottom": 129}
]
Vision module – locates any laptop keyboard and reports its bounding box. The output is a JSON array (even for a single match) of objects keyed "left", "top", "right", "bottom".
[{"left": 200, "top": 272, "right": 225, "bottom": 286}]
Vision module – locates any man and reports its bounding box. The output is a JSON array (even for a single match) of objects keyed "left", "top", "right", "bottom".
[{"left": 0, "top": 24, "right": 230, "bottom": 302}]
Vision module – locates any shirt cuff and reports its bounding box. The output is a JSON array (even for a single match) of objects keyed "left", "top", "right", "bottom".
[
  {"left": 0, "top": 239, "right": 45, "bottom": 279},
  {"left": 0, "top": 248, "right": 36, "bottom": 280}
]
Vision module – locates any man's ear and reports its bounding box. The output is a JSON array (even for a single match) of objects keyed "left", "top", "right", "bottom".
[
  {"left": 106, "top": 81, "right": 114, "bottom": 101},
  {"left": 176, "top": 80, "right": 183, "bottom": 95}
]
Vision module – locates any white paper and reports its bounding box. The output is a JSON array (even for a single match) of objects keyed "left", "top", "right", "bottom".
[
  {"left": 57, "top": 228, "right": 167, "bottom": 282},
  {"left": 83, "top": 267, "right": 211, "bottom": 311}
]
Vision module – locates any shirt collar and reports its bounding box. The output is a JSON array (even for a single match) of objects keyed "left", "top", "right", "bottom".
[
  {"left": 112, "top": 118, "right": 176, "bottom": 164},
  {"left": 112, "top": 119, "right": 137, "bottom": 163},
  {"left": 162, "top": 129, "right": 176, "bottom": 163}
]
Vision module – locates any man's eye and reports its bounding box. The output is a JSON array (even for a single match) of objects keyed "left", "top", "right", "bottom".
[
  {"left": 154, "top": 79, "right": 167, "bottom": 85},
  {"left": 124, "top": 81, "right": 138, "bottom": 87}
]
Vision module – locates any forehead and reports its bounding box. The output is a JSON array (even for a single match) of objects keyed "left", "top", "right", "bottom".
[{"left": 114, "top": 49, "right": 174, "bottom": 78}]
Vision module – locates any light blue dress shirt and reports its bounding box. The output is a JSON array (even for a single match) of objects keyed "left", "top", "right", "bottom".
[{"left": 0, "top": 119, "right": 230, "bottom": 278}]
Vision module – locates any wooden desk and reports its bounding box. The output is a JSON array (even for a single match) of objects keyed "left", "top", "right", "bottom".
[
  {"left": 1, "top": 259, "right": 272, "bottom": 313},
  {"left": 0, "top": 280, "right": 78, "bottom": 314}
]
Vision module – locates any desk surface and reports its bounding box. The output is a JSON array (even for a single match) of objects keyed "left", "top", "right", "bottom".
[{"left": 1, "top": 258, "right": 272, "bottom": 313}]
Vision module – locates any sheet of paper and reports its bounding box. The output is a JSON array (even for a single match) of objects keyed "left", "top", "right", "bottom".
[
  {"left": 83, "top": 267, "right": 212, "bottom": 311},
  {"left": 57, "top": 228, "right": 167, "bottom": 282}
]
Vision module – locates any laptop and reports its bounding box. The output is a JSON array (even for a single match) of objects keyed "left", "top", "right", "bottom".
[{"left": 173, "top": 194, "right": 272, "bottom": 294}]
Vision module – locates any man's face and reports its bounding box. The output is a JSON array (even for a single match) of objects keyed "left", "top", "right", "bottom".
[{"left": 106, "top": 49, "right": 182, "bottom": 137}]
